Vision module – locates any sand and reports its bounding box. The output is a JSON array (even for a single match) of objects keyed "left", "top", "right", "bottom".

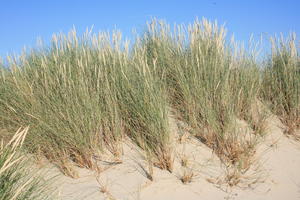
[{"left": 44, "top": 115, "right": 300, "bottom": 200}]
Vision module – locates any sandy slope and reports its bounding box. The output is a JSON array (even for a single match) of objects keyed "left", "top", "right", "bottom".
[{"left": 45, "top": 115, "right": 300, "bottom": 200}]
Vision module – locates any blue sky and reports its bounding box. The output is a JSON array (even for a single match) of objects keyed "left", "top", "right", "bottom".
[{"left": 1, "top": 0, "right": 299, "bottom": 58}]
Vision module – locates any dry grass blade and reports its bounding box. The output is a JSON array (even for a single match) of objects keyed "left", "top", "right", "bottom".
[{"left": 0, "top": 127, "right": 55, "bottom": 200}]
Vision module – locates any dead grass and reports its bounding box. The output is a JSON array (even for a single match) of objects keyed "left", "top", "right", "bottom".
[
  {"left": 96, "top": 176, "right": 116, "bottom": 200},
  {"left": 180, "top": 169, "right": 194, "bottom": 184}
]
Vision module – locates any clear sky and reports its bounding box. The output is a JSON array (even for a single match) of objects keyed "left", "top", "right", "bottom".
[{"left": 1, "top": 0, "right": 299, "bottom": 58}]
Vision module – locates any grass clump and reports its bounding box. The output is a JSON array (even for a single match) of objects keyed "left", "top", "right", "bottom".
[
  {"left": 262, "top": 34, "right": 300, "bottom": 137},
  {"left": 0, "top": 28, "right": 173, "bottom": 175},
  {"left": 118, "top": 37, "right": 172, "bottom": 171},
  {"left": 141, "top": 18, "right": 262, "bottom": 169},
  {"left": 0, "top": 127, "right": 54, "bottom": 200},
  {"left": 0, "top": 30, "right": 124, "bottom": 176}
]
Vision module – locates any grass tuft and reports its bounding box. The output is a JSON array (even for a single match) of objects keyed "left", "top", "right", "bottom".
[
  {"left": 0, "top": 127, "right": 55, "bottom": 200},
  {"left": 262, "top": 33, "right": 300, "bottom": 137}
]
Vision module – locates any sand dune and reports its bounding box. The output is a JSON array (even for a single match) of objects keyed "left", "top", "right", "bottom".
[{"left": 41, "top": 115, "right": 300, "bottom": 200}]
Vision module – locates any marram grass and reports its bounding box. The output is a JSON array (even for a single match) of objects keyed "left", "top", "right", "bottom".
[
  {"left": 0, "top": 18, "right": 299, "bottom": 179},
  {"left": 0, "top": 127, "right": 55, "bottom": 200},
  {"left": 261, "top": 33, "right": 300, "bottom": 137},
  {"left": 140, "top": 19, "right": 262, "bottom": 167}
]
